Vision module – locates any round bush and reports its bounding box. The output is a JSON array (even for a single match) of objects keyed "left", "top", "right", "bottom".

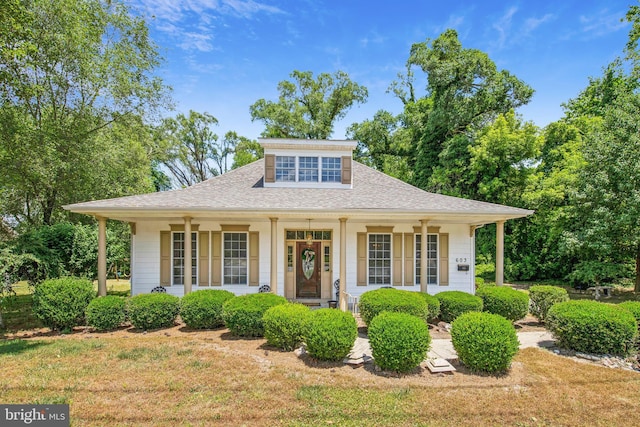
[
  {"left": 368, "top": 311, "right": 431, "bottom": 373},
  {"left": 358, "top": 288, "right": 428, "bottom": 325},
  {"left": 263, "top": 303, "right": 310, "bottom": 351},
  {"left": 451, "top": 311, "right": 519, "bottom": 373},
  {"left": 528, "top": 285, "right": 569, "bottom": 321},
  {"left": 476, "top": 286, "right": 529, "bottom": 322},
  {"left": 128, "top": 293, "right": 180, "bottom": 330},
  {"left": 304, "top": 308, "right": 357, "bottom": 361},
  {"left": 32, "top": 277, "right": 95, "bottom": 331},
  {"left": 435, "top": 291, "right": 483, "bottom": 323},
  {"left": 546, "top": 300, "right": 638, "bottom": 356},
  {"left": 180, "top": 289, "right": 235, "bottom": 329},
  {"left": 619, "top": 301, "right": 640, "bottom": 323},
  {"left": 222, "top": 293, "right": 287, "bottom": 337},
  {"left": 86, "top": 296, "right": 126, "bottom": 331}
]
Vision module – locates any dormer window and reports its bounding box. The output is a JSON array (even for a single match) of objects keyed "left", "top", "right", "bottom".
[
  {"left": 275, "top": 156, "right": 295, "bottom": 182},
  {"left": 321, "top": 157, "right": 341, "bottom": 182},
  {"left": 298, "top": 157, "right": 318, "bottom": 182}
]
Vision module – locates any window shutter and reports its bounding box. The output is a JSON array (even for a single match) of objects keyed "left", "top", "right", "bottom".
[
  {"left": 357, "top": 232, "right": 366, "bottom": 286},
  {"left": 341, "top": 156, "right": 352, "bottom": 185},
  {"left": 160, "top": 231, "right": 171, "bottom": 286},
  {"left": 211, "top": 232, "right": 222, "bottom": 286},
  {"left": 404, "top": 233, "right": 414, "bottom": 286},
  {"left": 393, "top": 233, "right": 402, "bottom": 286},
  {"left": 265, "top": 154, "right": 275, "bottom": 183},
  {"left": 249, "top": 231, "right": 259, "bottom": 286},
  {"left": 199, "top": 231, "right": 209, "bottom": 286},
  {"left": 439, "top": 233, "right": 449, "bottom": 286}
]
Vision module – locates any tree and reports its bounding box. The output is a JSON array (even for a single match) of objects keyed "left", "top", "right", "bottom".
[
  {"left": 250, "top": 70, "right": 368, "bottom": 139},
  {"left": 231, "top": 134, "right": 263, "bottom": 169}
]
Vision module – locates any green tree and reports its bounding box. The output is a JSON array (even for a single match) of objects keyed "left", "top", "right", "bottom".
[
  {"left": 250, "top": 70, "right": 368, "bottom": 139},
  {"left": 232, "top": 135, "right": 263, "bottom": 169}
]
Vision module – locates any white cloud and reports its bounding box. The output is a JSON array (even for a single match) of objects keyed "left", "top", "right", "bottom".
[
  {"left": 523, "top": 13, "right": 555, "bottom": 34},
  {"left": 579, "top": 10, "right": 628, "bottom": 38},
  {"left": 492, "top": 6, "right": 518, "bottom": 49},
  {"left": 360, "top": 32, "right": 387, "bottom": 48}
]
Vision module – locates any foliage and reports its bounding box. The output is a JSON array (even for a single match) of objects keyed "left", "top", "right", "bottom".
[
  {"left": 528, "top": 285, "right": 570, "bottom": 321},
  {"left": 451, "top": 311, "right": 519, "bottom": 373},
  {"left": 304, "top": 308, "right": 357, "bottom": 361},
  {"left": 230, "top": 132, "right": 263, "bottom": 169},
  {"left": 222, "top": 293, "right": 287, "bottom": 337},
  {"left": 358, "top": 288, "right": 428, "bottom": 325},
  {"left": 435, "top": 291, "right": 483, "bottom": 323},
  {"left": 127, "top": 293, "right": 180, "bottom": 331},
  {"left": 368, "top": 311, "right": 430, "bottom": 373},
  {"left": 86, "top": 296, "right": 126, "bottom": 331},
  {"left": 180, "top": 289, "right": 235, "bottom": 329},
  {"left": 263, "top": 303, "right": 310, "bottom": 351},
  {"left": 475, "top": 286, "right": 529, "bottom": 322},
  {"left": 619, "top": 301, "right": 640, "bottom": 323},
  {"left": 417, "top": 293, "right": 441, "bottom": 323},
  {"left": 546, "top": 300, "right": 637, "bottom": 356},
  {"left": 32, "top": 277, "right": 95, "bottom": 331}
]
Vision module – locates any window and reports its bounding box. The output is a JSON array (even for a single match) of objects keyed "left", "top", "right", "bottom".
[
  {"left": 368, "top": 234, "right": 391, "bottom": 285},
  {"left": 172, "top": 232, "right": 197, "bottom": 286},
  {"left": 322, "top": 157, "right": 341, "bottom": 182},
  {"left": 275, "top": 156, "right": 295, "bottom": 182},
  {"left": 298, "top": 157, "right": 318, "bottom": 182},
  {"left": 415, "top": 234, "right": 438, "bottom": 285},
  {"left": 224, "top": 232, "right": 248, "bottom": 285}
]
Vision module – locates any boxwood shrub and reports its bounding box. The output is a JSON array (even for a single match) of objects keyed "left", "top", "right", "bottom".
[
  {"left": 528, "top": 285, "right": 569, "bottom": 321},
  {"left": 222, "top": 293, "right": 287, "bottom": 337},
  {"left": 619, "top": 301, "right": 640, "bottom": 324},
  {"left": 451, "top": 311, "right": 519, "bottom": 373},
  {"left": 86, "top": 296, "right": 126, "bottom": 331},
  {"left": 304, "top": 308, "right": 357, "bottom": 361},
  {"left": 368, "top": 311, "right": 431, "bottom": 373},
  {"left": 435, "top": 291, "right": 483, "bottom": 323},
  {"left": 417, "top": 293, "right": 441, "bottom": 323},
  {"left": 128, "top": 293, "right": 180, "bottom": 330},
  {"left": 32, "top": 277, "right": 95, "bottom": 331},
  {"left": 358, "top": 288, "right": 428, "bottom": 325},
  {"left": 476, "top": 286, "right": 529, "bottom": 322},
  {"left": 180, "top": 289, "right": 235, "bottom": 329},
  {"left": 546, "top": 300, "right": 638, "bottom": 356},
  {"left": 263, "top": 303, "right": 310, "bottom": 351}
]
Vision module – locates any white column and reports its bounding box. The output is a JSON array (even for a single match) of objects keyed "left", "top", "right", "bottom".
[
  {"left": 97, "top": 216, "right": 107, "bottom": 297},
  {"left": 339, "top": 218, "right": 347, "bottom": 311},
  {"left": 496, "top": 220, "right": 505, "bottom": 286},
  {"left": 270, "top": 217, "right": 278, "bottom": 294},
  {"left": 184, "top": 216, "right": 192, "bottom": 294},
  {"left": 420, "top": 219, "right": 428, "bottom": 293}
]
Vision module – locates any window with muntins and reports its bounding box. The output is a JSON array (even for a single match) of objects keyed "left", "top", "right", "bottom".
[
  {"left": 322, "top": 157, "right": 341, "bottom": 182},
  {"left": 275, "top": 156, "right": 296, "bottom": 182},
  {"left": 172, "top": 232, "right": 197, "bottom": 286},
  {"left": 298, "top": 157, "right": 318, "bottom": 182},
  {"left": 224, "top": 232, "right": 248, "bottom": 285},
  {"left": 368, "top": 234, "right": 391, "bottom": 285},
  {"left": 415, "top": 234, "right": 438, "bottom": 285}
]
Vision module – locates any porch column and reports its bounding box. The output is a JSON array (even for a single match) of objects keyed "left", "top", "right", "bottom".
[
  {"left": 270, "top": 217, "right": 278, "bottom": 294},
  {"left": 496, "top": 220, "right": 505, "bottom": 286},
  {"left": 339, "top": 218, "right": 347, "bottom": 311},
  {"left": 184, "top": 216, "right": 192, "bottom": 294},
  {"left": 420, "top": 219, "right": 429, "bottom": 293},
  {"left": 97, "top": 216, "right": 107, "bottom": 297}
]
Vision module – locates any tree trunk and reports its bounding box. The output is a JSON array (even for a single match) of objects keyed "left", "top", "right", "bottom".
[{"left": 635, "top": 245, "right": 640, "bottom": 293}]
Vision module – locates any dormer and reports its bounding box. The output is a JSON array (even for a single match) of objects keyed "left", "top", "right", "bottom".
[{"left": 260, "top": 138, "right": 356, "bottom": 189}]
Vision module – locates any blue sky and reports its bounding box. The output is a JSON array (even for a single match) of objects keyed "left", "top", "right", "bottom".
[{"left": 131, "top": 0, "right": 634, "bottom": 139}]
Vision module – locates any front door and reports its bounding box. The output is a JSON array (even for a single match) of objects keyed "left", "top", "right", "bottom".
[{"left": 296, "top": 241, "right": 321, "bottom": 298}]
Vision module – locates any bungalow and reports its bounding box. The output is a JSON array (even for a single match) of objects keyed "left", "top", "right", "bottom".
[{"left": 64, "top": 139, "right": 533, "bottom": 310}]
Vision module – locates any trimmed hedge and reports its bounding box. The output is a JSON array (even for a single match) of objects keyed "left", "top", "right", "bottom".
[
  {"left": 368, "top": 311, "right": 431, "bottom": 373},
  {"left": 222, "top": 293, "right": 287, "bottom": 337},
  {"left": 417, "top": 293, "right": 441, "bottom": 323},
  {"left": 547, "top": 300, "right": 638, "bottom": 356},
  {"left": 304, "top": 308, "right": 357, "bottom": 361},
  {"left": 128, "top": 293, "right": 180, "bottom": 330},
  {"left": 358, "top": 288, "right": 428, "bottom": 325},
  {"left": 435, "top": 291, "right": 483, "bottom": 323},
  {"left": 180, "top": 289, "right": 235, "bottom": 329},
  {"left": 476, "top": 286, "right": 529, "bottom": 322},
  {"left": 451, "top": 311, "right": 519, "bottom": 373},
  {"left": 619, "top": 301, "right": 640, "bottom": 323},
  {"left": 86, "top": 296, "right": 126, "bottom": 331},
  {"left": 528, "top": 285, "right": 569, "bottom": 321},
  {"left": 32, "top": 277, "right": 95, "bottom": 331},
  {"left": 263, "top": 303, "right": 310, "bottom": 351}
]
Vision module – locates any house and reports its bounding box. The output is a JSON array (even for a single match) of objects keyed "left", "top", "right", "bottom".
[{"left": 64, "top": 139, "right": 533, "bottom": 310}]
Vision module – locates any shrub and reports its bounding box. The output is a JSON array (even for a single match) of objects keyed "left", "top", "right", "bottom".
[
  {"left": 451, "top": 311, "right": 519, "bottom": 373},
  {"left": 368, "top": 311, "right": 431, "bottom": 373},
  {"left": 528, "top": 285, "right": 569, "bottom": 321},
  {"left": 86, "top": 296, "right": 126, "bottom": 331},
  {"left": 546, "top": 300, "right": 637, "bottom": 356},
  {"left": 435, "top": 291, "right": 483, "bottom": 323},
  {"left": 304, "top": 308, "right": 357, "bottom": 361},
  {"left": 476, "top": 286, "right": 529, "bottom": 322},
  {"left": 475, "top": 277, "right": 485, "bottom": 288},
  {"left": 358, "top": 288, "right": 428, "bottom": 325},
  {"left": 180, "top": 289, "right": 235, "bottom": 329},
  {"left": 417, "top": 293, "right": 440, "bottom": 322},
  {"left": 128, "top": 293, "right": 180, "bottom": 330},
  {"left": 222, "top": 293, "right": 287, "bottom": 337},
  {"left": 32, "top": 277, "right": 95, "bottom": 331},
  {"left": 619, "top": 301, "right": 640, "bottom": 323},
  {"left": 263, "top": 303, "right": 310, "bottom": 351}
]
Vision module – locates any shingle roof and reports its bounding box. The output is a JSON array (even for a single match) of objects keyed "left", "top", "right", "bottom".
[{"left": 64, "top": 159, "right": 533, "bottom": 220}]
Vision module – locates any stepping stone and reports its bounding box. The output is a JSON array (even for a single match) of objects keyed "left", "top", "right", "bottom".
[{"left": 426, "top": 357, "right": 456, "bottom": 373}]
